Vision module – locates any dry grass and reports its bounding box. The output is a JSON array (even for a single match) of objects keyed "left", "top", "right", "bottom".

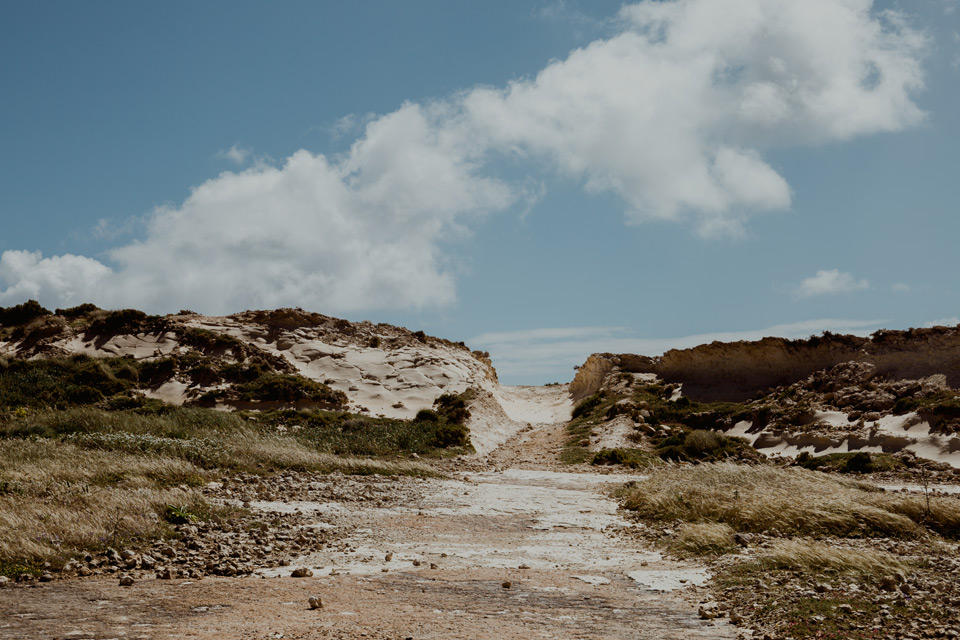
[
  {"left": 621, "top": 462, "right": 960, "bottom": 539},
  {"left": 0, "top": 439, "right": 201, "bottom": 570},
  {"left": 0, "top": 431, "right": 432, "bottom": 575},
  {"left": 669, "top": 522, "right": 736, "bottom": 557},
  {"left": 759, "top": 539, "right": 907, "bottom": 577}
]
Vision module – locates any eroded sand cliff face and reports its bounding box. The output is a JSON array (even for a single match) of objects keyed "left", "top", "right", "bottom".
[{"left": 572, "top": 326, "right": 960, "bottom": 402}]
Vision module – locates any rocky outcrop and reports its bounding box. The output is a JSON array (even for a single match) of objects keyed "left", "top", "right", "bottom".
[
  {"left": 579, "top": 326, "right": 960, "bottom": 402},
  {"left": 570, "top": 353, "right": 657, "bottom": 401}
]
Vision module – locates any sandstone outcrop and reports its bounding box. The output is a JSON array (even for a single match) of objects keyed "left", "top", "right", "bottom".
[{"left": 572, "top": 325, "right": 960, "bottom": 402}]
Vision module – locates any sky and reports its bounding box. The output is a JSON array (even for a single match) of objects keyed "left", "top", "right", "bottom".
[{"left": 1, "top": 0, "right": 959, "bottom": 384}]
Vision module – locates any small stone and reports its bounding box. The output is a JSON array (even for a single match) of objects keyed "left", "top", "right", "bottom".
[
  {"left": 291, "top": 567, "right": 314, "bottom": 578},
  {"left": 815, "top": 583, "right": 833, "bottom": 593},
  {"left": 140, "top": 555, "right": 156, "bottom": 570},
  {"left": 119, "top": 575, "right": 135, "bottom": 586},
  {"left": 879, "top": 576, "right": 898, "bottom": 591},
  {"left": 734, "top": 533, "right": 749, "bottom": 547},
  {"left": 502, "top": 581, "right": 512, "bottom": 589},
  {"left": 38, "top": 573, "right": 54, "bottom": 582},
  {"left": 385, "top": 553, "right": 393, "bottom": 562},
  {"left": 157, "top": 568, "right": 172, "bottom": 580},
  {"left": 308, "top": 596, "right": 323, "bottom": 610},
  {"left": 430, "top": 563, "right": 438, "bottom": 570},
  {"left": 412, "top": 560, "right": 421, "bottom": 567}
]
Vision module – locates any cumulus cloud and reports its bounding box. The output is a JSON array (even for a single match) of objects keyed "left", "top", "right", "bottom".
[
  {"left": 472, "top": 318, "right": 885, "bottom": 383},
  {"left": 0, "top": 251, "right": 112, "bottom": 307},
  {"left": 0, "top": 0, "right": 928, "bottom": 313},
  {"left": 795, "top": 269, "right": 871, "bottom": 298}
]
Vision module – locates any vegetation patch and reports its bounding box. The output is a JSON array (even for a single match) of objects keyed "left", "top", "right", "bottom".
[
  {"left": 591, "top": 447, "right": 651, "bottom": 469},
  {"left": 620, "top": 463, "right": 960, "bottom": 540},
  {"left": 796, "top": 451, "right": 903, "bottom": 474}
]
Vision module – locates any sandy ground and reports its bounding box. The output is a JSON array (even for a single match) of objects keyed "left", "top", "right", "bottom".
[{"left": 0, "top": 386, "right": 740, "bottom": 640}]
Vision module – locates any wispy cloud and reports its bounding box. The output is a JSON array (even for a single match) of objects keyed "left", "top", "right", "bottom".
[
  {"left": 891, "top": 282, "right": 910, "bottom": 293},
  {"left": 215, "top": 145, "right": 252, "bottom": 165},
  {"left": 472, "top": 318, "right": 885, "bottom": 383},
  {"left": 924, "top": 317, "right": 960, "bottom": 327},
  {"left": 794, "top": 269, "right": 870, "bottom": 298}
]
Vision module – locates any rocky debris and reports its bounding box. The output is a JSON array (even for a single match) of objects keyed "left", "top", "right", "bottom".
[
  {"left": 29, "top": 471, "right": 423, "bottom": 585},
  {"left": 291, "top": 567, "right": 313, "bottom": 578},
  {"left": 708, "top": 537, "right": 960, "bottom": 640},
  {"left": 118, "top": 575, "right": 135, "bottom": 587},
  {"left": 308, "top": 596, "right": 323, "bottom": 609}
]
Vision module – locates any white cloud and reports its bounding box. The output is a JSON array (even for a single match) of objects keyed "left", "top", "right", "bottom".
[
  {"left": 0, "top": 251, "right": 112, "bottom": 307},
  {"left": 215, "top": 145, "right": 252, "bottom": 165},
  {"left": 0, "top": 0, "right": 928, "bottom": 313},
  {"left": 1, "top": 104, "right": 514, "bottom": 315},
  {"left": 795, "top": 269, "right": 870, "bottom": 298},
  {"left": 466, "top": 0, "right": 925, "bottom": 235},
  {"left": 891, "top": 282, "right": 910, "bottom": 292},
  {"left": 472, "top": 318, "right": 885, "bottom": 383}
]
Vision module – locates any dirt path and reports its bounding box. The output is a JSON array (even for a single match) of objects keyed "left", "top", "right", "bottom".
[{"left": 0, "top": 386, "right": 742, "bottom": 639}]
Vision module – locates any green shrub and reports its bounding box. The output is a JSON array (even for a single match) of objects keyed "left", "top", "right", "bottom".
[
  {"left": 432, "top": 423, "right": 469, "bottom": 448},
  {"left": 0, "top": 300, "right": 51, "bottom": 327},
  {"left": 415, "top": 409, "right": 440, "bottom": 422},
  {"left": 591, "top": 448, "right": 647, "bottom": 469},
  {"left": 54, "top": 303, "right": 100, "bottom": 318},
  {"left": 655, "top": 429, "right": 757, "bottom": 463},
  {"left": 572, "top": 393, "right": 603, "bottom": 419},
  {"left": 796, "top": 451, "right": 902, "bottom": 474},
  {"left": 236, "top": 374, "right": 346, "bottom": 405},
  {"left": 434, "top": 393, "right": 471, "bottom": 424}
]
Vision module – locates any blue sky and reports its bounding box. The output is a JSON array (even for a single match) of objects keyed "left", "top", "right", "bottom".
[{"left": 1, "top": 0, "right": 958, "bottom": 384}]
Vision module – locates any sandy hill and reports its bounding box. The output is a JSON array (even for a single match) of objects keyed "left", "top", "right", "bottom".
[{"left": 0, "top": 303, "right": 572, "bottom": 455}]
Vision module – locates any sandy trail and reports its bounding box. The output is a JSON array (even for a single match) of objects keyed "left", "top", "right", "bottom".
[{"left": 0, "top": 387, "right": 739, "bottom": 639}]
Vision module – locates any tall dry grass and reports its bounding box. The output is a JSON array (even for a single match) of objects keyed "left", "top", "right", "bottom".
[
  {"left": 0, "top": 439, "right": 201, "bottom": 569},
  {"left": 761, "top": 539, "right": 907, "bottom": 577},
  {"left": 621, "top": 462, "right": 960, "bottom": 539},
  {"left": 0, "top": 410, "right": 434, "bottom": 574}
]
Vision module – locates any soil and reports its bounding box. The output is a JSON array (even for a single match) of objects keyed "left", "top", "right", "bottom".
[{"left": 0, "top": 386, "right": 741, "bottom": 639}]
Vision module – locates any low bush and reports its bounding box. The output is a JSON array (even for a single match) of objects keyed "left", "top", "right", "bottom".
[
  {"left": 0, "top": 300, "right": 51, "bottom": 327},
  {"left": 235, "top": 374, "right": 347, "bottom": 406},
  {"left": 591, "top": 448, "right": 649, "bottom": 469},
  {"left": 572, "top": 393, "right": 603, "bottom": 419},
  {"left": 654, "top": 429, "right": 757, "bottom": 463}
]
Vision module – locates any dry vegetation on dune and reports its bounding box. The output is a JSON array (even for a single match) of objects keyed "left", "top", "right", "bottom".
[
  {"left": 0, "top": 340, "right": 470, "bottom": 578},
  {"left": 619, "top": 463, "right": 960, "bottom": 639},
  {"left": 621, "top": 462, "right": 960, "bottom": 539}
]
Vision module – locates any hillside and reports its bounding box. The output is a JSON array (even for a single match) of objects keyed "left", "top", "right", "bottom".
[
  {"left": 0, "top": 302, "right": 497, "bottom": 419},
  {"left": 569, "top": 325, "right": 960, "bottom": 469}
]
